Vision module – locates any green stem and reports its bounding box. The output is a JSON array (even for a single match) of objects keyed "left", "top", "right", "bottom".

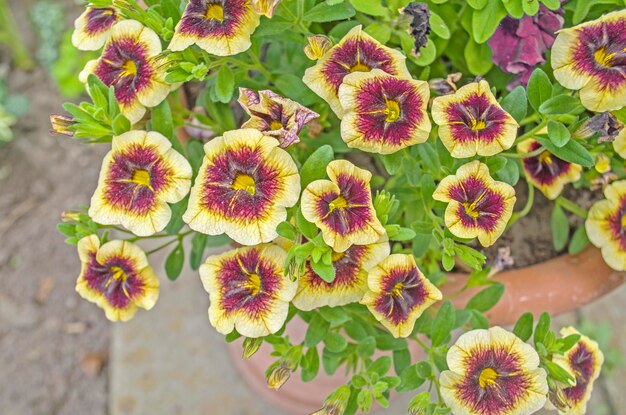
[
  {"left": 514, "top": 119, "right": 547, "bottom": 145},
  {"left": 508, "top": 180, "right": 535, "bottom": 227},
  {"left": 519, "top": 113, "right": 541, "bottom": 126},
  {"left": 557, "top": 196, "right": 588, "bottom": 218},
  {"left": 500, "top": 146, "right": 546, "bottom": 159},
  {"left": 146, "top": 238, "right": 180, "bottom": 255},
  {"left": 0, "top": 0, "right": 32, "bottom": 69}
]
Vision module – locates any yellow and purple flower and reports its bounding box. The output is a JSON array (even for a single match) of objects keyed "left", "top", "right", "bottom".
[
  {"left": 76, "top": 235, "right": 159, "bottom": 322},
  {"left": 79, "top": 20, "right": 170, "bottom": 124},
  {"left": 301, "top": 160, "right": 385, "bottom": 252},
  {"left": 433, "top": 161, "right": 516, "bottom": 247},
  {"left": 551, "top": 10, "right": 626, "bottom": 112},
  {"left": 292, "top": 237, "right": 390, "bottom": 311},
  {"left": 302, "top": 25, "right": 412, "bottom": 117},
  {"left": 585, "top": 180, "right": 626, "bottom": 270},
  {"left": 183, "top": 128, "right": 300, "bottom": 246},
  {"left": 251, "top": 0, "right": 280, "bottom": 18},
  {"left": 168, "top": 0, "right": 260, "bottom": 56},
  {"left": 360, "top": 254, "right": 441, "bottom": 338},
  {"left": 431, "top": 80, "right": 519, "bottom": 158},
  {"left": 304, "top": 35, "right": 332, "bottom": 61},
  {"left": 72, "top": 6, "right": 120, "bottom": 51},
  {"left": 89, "top": 130, "right": 192, "bottom": 236},
  {"left": 551, "top": 327, "right": 604, "bottom": 415},
  {"left": 199, "top": 244, "right": 297, "bottom": 337},
  {"left": 440, "top": 326, "right": 548, "bottom": 415},
  {"left": 338, "top": 69, "right": 431, "bottom": 154},
  {"left": 612, "top": 126, "right": 626, "bottom": 159},
  {"left": 518, "top": 139, "right": 582, "bottom": 200},
  {"left": 238, "top": 88, "right": 319, "bottom": 148}
]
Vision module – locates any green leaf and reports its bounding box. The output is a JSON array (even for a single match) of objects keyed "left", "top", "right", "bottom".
[
  {"left": 500, "top": 86, "right": 528, "bottom": 123},
  {"left": 429, "top": 11, "right": 450, "bottom": 39},
  {"left": 413, "top": 38, "right": 437, "bottom": 66},
  {"left": 539, "top": 95, "right": 583, "bottom": 115},
  {"left": 403, "top": 155, "right": 421, "bottom": 186},
  {"left": 417, "top": 142, "right": 441, "bottom": 174},
  {"left": 319, "top": 307, "right": 350, "bottom": 325},
  {"left": 364, "top": 22, "right": 392, "bottom": 44},
  {"left": 527, "top": 69, "right": 552, "bottom": 111},
  {"left": 215, "top": 65, "right": 234, "bottom": 103},
  {"left": 387, "top": 226, "right": 416, "bottom": 241},
  {"left": 534, "top": 312, "right": 551, "bottom": 347},
  {"left": 151, "top": 100, "right": 175, "bottom": 140},
  {"left": 467, "top": 0, "right": 488, "bottom": 8},
  {"left": 303, "top": 2, "right": 355, "bottom": 22},
  {"left": 398, "top": 365, "right": 425, "bottom": 392},
  {"left": 471, "top": 1, "right": 506, "bottom": 44},
  {"left": 305, "top": 314, "right": 330, "bottom": 347},
  {"left": 568, "top": 226, "right": 589, "bottom": 255},
  {"left": 431, "top": 301, "right": 455, "bottom": 346},
  {"left": 189, "top": 233, "right": 208, "bottom": 270},
  {"left": 311, "top": 257, "right": 336, "bottom": 282},
  {"left": 356, "top": 336, "right": 376, "bottom": 358},
  {"left": 393, "top": 348, "right": 411, "bottom": 375},
  {"left": 465, "top": 284, "right": 505, "bottom": 312},
  {"left": 464, "top": 39, "right": 493, "bottom": 75},
  {"left": 547, "top": 120, "right": 571, "bottom": 147},
  {"left": 544, "top": 360, "right": 575, "bottom": 384},
  {"left": 368, "top": 356, "right": 392, "bottom": 376},
  {"left": 534, "top": 136, "right": 594, "bottom": 167},
  {"left": 276, "top": 221, "right": 297, "bottom": 240},
  {"left": 551, "top": 204, "right": 569, "bottom": 251},
  {"left": 165, "top": 243, "right": 184, "bottom": 281},
  {"left": 301, "top": 347, "right": 320, "bottom": 382},
  {"left": 164, "top": 196, "right": 188, "bottom": 234},
  {"left": 502, "top": 0, "right": 524, "bottom": 18},
  {"left": 111, "top": 114, "right": 131, "bottom": 135},
  {"left": 513, "top": 312, "right": 534, "bottom": 342},
  {"left": 300, "top": 145, "right": 334, "bottom": 187},
  {"left": 297, "top": 208, "right": 318, "bottom": 240},
  {"left": 324, "top": 331, "right": 348, "bottom": 352},
  {"left": 522, "top": 0, "right": 540, "bottom": 15},
  {"left": 351, "top": 0, "right": 387, "bottom": 16}
]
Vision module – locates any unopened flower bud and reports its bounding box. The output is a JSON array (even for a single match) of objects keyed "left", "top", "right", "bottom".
[
  {"left": 594, "top": 154, "right": 611, "bottom": 174},
  {"left": 49, "top": 114, "right": 76, "bottom": 137},
  {"left": 304, "top": 35, "right": 332, "bottom": 60},
  {"left": 267, "top": 361, "right": 291, "bottom": 390},
  {"left": 251, "top": 0, "right": 281, "bottom": 18},
  {"left": 311, "top": 385, "right": 351, "bottom": 415},
  {"left": 548, "top": 382, "right": 571, "bottom": 412},
  {"left": 242, "top": 337, "right": 263, "bottom": 359},
  {"left": 61, "top": 210, "right": 81, "bottom": 222}
]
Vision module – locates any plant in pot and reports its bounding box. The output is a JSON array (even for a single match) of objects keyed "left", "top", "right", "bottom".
[{"left": 51, "top": 0, "right": 625, "bottom": 414}]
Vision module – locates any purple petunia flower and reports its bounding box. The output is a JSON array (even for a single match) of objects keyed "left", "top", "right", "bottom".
[{"left": 488, "top": 5, "right": 564, "bottom": 89}]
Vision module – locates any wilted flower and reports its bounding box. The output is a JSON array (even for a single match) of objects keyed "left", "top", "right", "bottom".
[
  {"left": 428, "top": 72, "right": 462, "bottom": 95},
  {"left": 433, "top": 161, "right": 516, "bottom": 247},
  {"left": 72, "top": 6, "right": 120, "bottom": 51},
  {"left": 440, "top": 327, "right": 548, "bottom": 415},
  {"left": 488, "top": 4, "right": 564, "bottom": 88},
  {"left": 488, "top": 246, "right": 515, "bottom": 276},
  {"left": 311, "top": 385, "right": 351, "bottom": 415},
  {"left": 518, "top": 139, "right": 582, "bottom": 200},
  {"left": 585, "top": 180, "right": 626, "bottom": 270},
  {"left": 338, "top": 69, "right": 431, "bottom": 154},
  {"left": 303, "top": 25, "right": 412, "bottom": 117},
  {"left": 183, "top": 129, "right": 300, "bottom": 245},
  {"left": 251, "top": 0, "right": 280, "bottom": 18},
  {"left": 304, "top": 35, "right": 332, "bottom": 60},
  {"left": 402, "top": 2, "right": 431, "bottom": 54},
  {"left": 573, "top": 112, "right": 622, "bottom": 142},
  {"left": 551, "top": 327, "right": 604, "bottom": 415},
  {"left": 89, "top": 130, "right": 192, "bottom": 236},
  {"left": 361, "top": 254, "right": 441, "bottom": 338},
  {"left": 301, "top": 160, "right": 385, "bottom": 252},
  {"left": 267, "top": 361, "right": 292, "bottom": 389},
  {"left": 79, "top": 20, "right": 170, "bottom": 124},
  {"left": 76, "top": 235, "right": 159, "bottom": 321},
  {"left": 431, "top": 80, "right": 519, "bottom": 158},
  {"left": 169, "top": 0, "right": 260, "bottom": 56},
  {"left": 292, "top": 237, "right": 390, "bottom": 311},
  {"left": 237, "top": 88, "right": 319, "bottom": 148},
  {"left": 49, "top": 114, "right": 75, "bottom": 137},
  {"left": 199, "top": 244, "right": 297, "bottom": 337},
  {"left": 552, "top": 10, "right": 626, "bottom": 112}
]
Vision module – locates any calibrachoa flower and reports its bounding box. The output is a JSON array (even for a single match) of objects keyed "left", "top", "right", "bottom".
[
  {"left": 250, "top": 0, "right": 280, "bottom": 18},
  {"left": 488, "top": 5, "right": 564, "bottom": 88},
  {"left": 585, "top": 180, "right": 626, "bottom": 270},
  {"left": 199, "top": 244, "right": 297, "bottom": 337},
  {"left": 612, "top": 126, "right": 626, "bottom": 159},
  {"left": 76, "top": 235, "right": 159, "bottom": 322},
  {"left": 301, "top": 159, "right": 385, "bottom": 252},
  {"left": 431, "top": 80, "right": 519, "bottom": 158},
  {"left": 518, "top": 139, "right": 582, "bottom": 200},
  {"left": 433, "top": 161, "right": 516, "bottom": 247},
  {"left": 71, "top": 6, "right": 120, "bottom": 51},
  {"left": 183, "top": 129, "right": 300, "bottom": 245},
  {"left": 168, "top": 0, "right": 260, "bottom": 56},
  {"left": 360, "top": 254, "right": 441, "bottom": 338},
  {"left": 551, "top": 327, "right": 604, "bottom": 415},
  {"left": 303, "top": 25, "right": 412, "bottom": 117},
  {"left": 79, "top": 20, "right": 170, "bottom": 124},
  {"left": 89, "top": 130, "right": 192, "bottom": 236},
  {"left": 440, "top": 327, "right": 548, "bottom": 415},
  {"left": 304, "top": 35, "right": 332, "bottom": 61},
  {"left": 237, "top": 88, "right": 319, "bottom": 148},
  {"left": 551, "top": 10, "right": 626, "bottom": 112},
  {"left": 291, "top": 237, "right": 390, "bottom": 311},
  {"left": 337, "top": 69, "right": 431, "bottom": 154}
]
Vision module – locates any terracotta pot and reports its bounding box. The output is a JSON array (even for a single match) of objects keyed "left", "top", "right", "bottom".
[{"left": 228, "top": 246, "right": 624, "bottom": 414}]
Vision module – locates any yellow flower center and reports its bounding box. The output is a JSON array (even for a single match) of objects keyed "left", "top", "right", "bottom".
[
  {"left": 331, "top": 251, "right": 345, "bottom": 262},
  {"left": 131, "top": 169, "right": 152, "bottom": 188},
  {"left": 391, "top": 282, "right": 405, "bottom": 298},
  {"left": 621, "top": 214, "right": 626, "bottom": 228},
  {"left": 121, "top": 59, "right": 138, "bottom": 77},
  {"left": 205, "top": 4, "right": 224, "bottom": 21},
  {"left": 328, "top": 195, "right": 348, "bottom": 211},
  {"left": 244, "top": 273, "right": 262, "bottom": 296},
  {"left": 350, "top": 62, "right": 370, "bottom": 72},
  {"left": 478, "top": 367, "right": 500, "bottom": 389},
  {"left": 463, "top": 201, "right": 480, "bottom": 218},
  {"left": 594, "top": 47, "right": 616, "bottom": 68},
  {"left": 110, "top": 266, "right": 127, "bottom": 282},
  {"left": 384, "top": 99, "right": 401, "bottom": 123},
  {"left": 232, "top": 173, "right": 256, "bottom": 196},
  {"left": 270, "top": 120, "right": 283, "bottom": 130},
  {"left": 538, "top": 150, "right": 553, "bottom": 165},
  {"left": 470, "top": 119, "right": 487, "bottom": 131}
]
